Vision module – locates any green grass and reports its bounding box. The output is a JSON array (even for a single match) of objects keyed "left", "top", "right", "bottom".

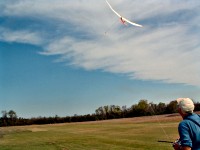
[{"left": 0, "top": 115, "right": 181, "bottom": 150}]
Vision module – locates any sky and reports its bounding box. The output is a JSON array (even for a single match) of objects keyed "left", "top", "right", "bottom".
[{"left": 0, "top": 0, "right": 200, "bottom": 118}]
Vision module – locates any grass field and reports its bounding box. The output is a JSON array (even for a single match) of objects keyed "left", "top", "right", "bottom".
[{"left": 0, "top": 114, "right": 182, "bottom": 150}]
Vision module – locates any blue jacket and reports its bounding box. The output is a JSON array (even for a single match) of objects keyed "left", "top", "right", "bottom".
[{"left": 178, "top": 113, "right": 200, "bottom": 150}]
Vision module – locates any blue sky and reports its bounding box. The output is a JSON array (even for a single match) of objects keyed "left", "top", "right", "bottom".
[{"left": 0, "top": 0, "right": 200, "bottom": 118}]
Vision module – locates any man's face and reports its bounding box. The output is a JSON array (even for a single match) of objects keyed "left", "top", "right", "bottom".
[{"left": 177, "top": 106, "right": 185, "bottom": 118}]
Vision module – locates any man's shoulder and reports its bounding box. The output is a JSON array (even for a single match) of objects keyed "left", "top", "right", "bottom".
[
  {"left": 178, "top": 120, "right": 190, "bottom": 132},
  {"left": 179, "top": 119, "right": 189, "bottom": 126}
]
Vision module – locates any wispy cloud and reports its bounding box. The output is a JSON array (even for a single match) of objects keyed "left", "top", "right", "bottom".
[
  {"left": 0, "top": 0, "right": 200, "bottom": 86},
  {"left": 0, "top": 27, "right": 42, "bottom": 45}
]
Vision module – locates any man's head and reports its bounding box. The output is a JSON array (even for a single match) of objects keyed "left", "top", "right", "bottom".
[{"left": 176, "top": 98, "right": 194, "bottom": 114}]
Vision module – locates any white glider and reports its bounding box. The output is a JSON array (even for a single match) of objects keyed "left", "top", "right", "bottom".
[{"left": 105, "top": 0, "right": 143, "bottom": 27}]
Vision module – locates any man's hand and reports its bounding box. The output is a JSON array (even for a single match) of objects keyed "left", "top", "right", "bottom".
[
  {"left": 173, "top": 142, "right": 181, "bottom": 150},
  {"left": 181, "top": 146, "right": 191, "bottom": 150},
  {"left": 173, "top": 143, "right": 191, "bottom": 150}
]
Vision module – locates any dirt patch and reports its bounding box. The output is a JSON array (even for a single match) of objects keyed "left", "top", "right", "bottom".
[
  {"left": 30, "top": 128, "right": 47, "bottom": 132},
  {"left": 46, "top": 113, "right": 183, "bottom": 126}
]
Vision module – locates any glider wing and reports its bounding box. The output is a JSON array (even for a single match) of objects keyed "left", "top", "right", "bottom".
[
  {"left": 122, "top": 17, "right": 143, "bottom": 27},
  {"left": 105, "top": 0, "right": 143, "bottom": 27},
  {"left": 105, "top": 0, "right": 121, "bottom": 18}
]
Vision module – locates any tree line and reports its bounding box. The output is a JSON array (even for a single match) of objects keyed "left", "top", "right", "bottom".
[{"left": 1, "top": 99, "right": 200, "bottom": 127}]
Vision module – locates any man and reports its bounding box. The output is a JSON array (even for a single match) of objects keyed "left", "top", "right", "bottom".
[{"left": 173, "top": 98, "right": 200, "bottom": 150}]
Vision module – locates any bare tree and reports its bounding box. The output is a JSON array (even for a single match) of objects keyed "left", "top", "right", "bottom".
[{"left": 8, "top": 110, "right": 17, "bottom": 119}]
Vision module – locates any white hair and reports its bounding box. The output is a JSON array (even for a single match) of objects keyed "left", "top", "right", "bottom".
[{"left": 177, "top": 98, "right": 194, "bottom": 114}]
